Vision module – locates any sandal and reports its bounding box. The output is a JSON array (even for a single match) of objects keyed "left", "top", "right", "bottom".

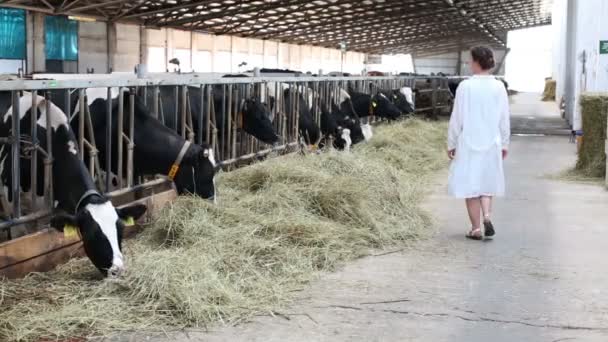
[
  {"left": 466, "top": 227, "right": 483, "bottom": 240},
  {"left": 484, "top": 220, "right": 495, "bottom": 237}
]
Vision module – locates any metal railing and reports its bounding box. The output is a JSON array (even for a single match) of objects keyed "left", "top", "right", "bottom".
[{"left": 0, "top": 74, "right": 453, "bottom": 240}]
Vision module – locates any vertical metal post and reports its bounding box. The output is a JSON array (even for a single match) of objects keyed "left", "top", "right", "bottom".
[
  {"left": 197, "top": 85, "right": 204, "bottom": 145},
  {"left": 205, "top": 85, "right": 212, "bottom": 145},
  {"left": 117, "top": 88, "right": 124, "bottom": 189},
  {"left": 78, "top": 89, "right": 85, "bottom": 160},
  {"left": 64, "top": 90, "right": 71, "bottom": 119},
  {"left": 44, "top": 92, "right": 53, "bottom": 208},
  {"left": 30, "top": 91, "right": 38, "bottom": 212},
  {"left": 431, "top": 78, "right": 438, "bottom": 118},
  {"left": 152, "top": 85, "right": 159, "bottom": 120},
  {"left": 105, "top": 87, "right": 112, "bottom": 193},
  {"left": 127, "top": 91, "right": 135, "bottom": 188},
  {"left": 180, "top": 85, "right": 188, "bottom": 139},
  {"left": 173, "top": 86, "right": 179, "bottom": 133},
  {"left": 11, "top": 91, "right": 21, "bottom": 219}
]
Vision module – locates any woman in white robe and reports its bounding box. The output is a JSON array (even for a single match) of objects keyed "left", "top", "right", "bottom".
[{"left": 447, "top": 46, "right": 511, "bottom": 240}]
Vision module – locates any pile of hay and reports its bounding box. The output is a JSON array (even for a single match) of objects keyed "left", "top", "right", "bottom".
[
  {"left": 0, "top": 120, "right": 448, "bottom": 341},
  {"left": 542, "top": 79, "right": 556, "bottom": 101},
  {"left": 576, "top": 94, "right": 607, "bottom": 179}
]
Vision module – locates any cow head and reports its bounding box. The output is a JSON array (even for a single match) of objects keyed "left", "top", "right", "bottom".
[
  {"left": 387, "top": 89, "right": 414, "bottom": 115},
  {"left": 173, "top": 144, "right": 218, "bottom": 200},
  {"left": 50, "top": 197, "right": 147, "bottom": 277},
  {"left": 336, "top": 114, "right": 365, "bottom": 145},
  {"left": 371, "top": 92, "right": 401, "bottom": 120},
  {"left": 240, "top": 98, "right": 279, "bottom": 145}
]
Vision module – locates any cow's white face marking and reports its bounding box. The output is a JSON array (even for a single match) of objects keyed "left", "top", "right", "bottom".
[
  {"left": 338, "top": 88, "right": 351, "bottom": 103},
  {"left": 67, "top": 141, "right": 77, "bottom": 155},
  {"left": 86, "top": 201, "right": 124, "bottom": 274},
  {"left": 203, "top": 148, "right": 217, "bottom": 204},
  {"left": 204, "top": 148, "right": 216, "bottom": 168},
  {"left": 361, "top": 123, "right": 373, "bottom": 141},
  {"left": 399, "top": 87, "right": 414, "bottom": 106},
  {"left": 341, "top": 128, "right": 352, "bottom": 151}
]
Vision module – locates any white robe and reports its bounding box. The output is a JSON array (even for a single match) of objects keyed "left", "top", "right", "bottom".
[{"left": 447, "top": 75, "right": 511, "bottom": 198}]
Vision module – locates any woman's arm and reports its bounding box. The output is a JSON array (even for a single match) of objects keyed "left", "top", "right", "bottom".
[
  {"left": 448, "top": 84, "right": 465, "bottom": 155},
  {"left": 499, "top": 86, "right": 511, "bottom": 152}
]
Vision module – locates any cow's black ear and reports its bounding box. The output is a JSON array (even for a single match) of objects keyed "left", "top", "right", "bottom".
[
  {"left": 117, "top": 204, "right": 147, "bottom": 221},
  {"left": 50, "top": 214, "right": 78, "bottom": 232}
]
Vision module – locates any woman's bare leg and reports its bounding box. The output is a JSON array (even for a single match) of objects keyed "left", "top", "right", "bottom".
[
  {"left": 465, "top": 197, "right": 481, "bottom": 229},
  {"left": 481, "top": 196, "right": 493, "bottom": 221}
]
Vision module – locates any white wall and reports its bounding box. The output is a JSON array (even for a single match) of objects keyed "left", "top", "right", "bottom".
[
  {"left": 113, "top": 23, "right": 140, "bottom": 72},
  {"left": 415, "top": 52, "right": 460, "bottom": 75},
  {"left": 553, "top": 0, "right": 608, "bottom": 130},
  {"left": 552, "top": 0, "right": 569, "bottom": 103},
  {"left": 412, "top": 49, "right": 507, "bottom": 76},
  {"left": 78, "top": 21, "right": 108, "bottom": 73},
  {"left": 366, "top": 54, "right": 414, "bottom": 74},
  {"left": 1, "top": 11, "right": 366, "bottom": 75}
]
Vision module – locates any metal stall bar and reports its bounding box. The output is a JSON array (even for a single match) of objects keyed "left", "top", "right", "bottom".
[
  {"left": 30, "top": 91, "right": 38, "bottom": 212},
  {"left": 199, "top": 84, "right": 205, "bottom": 146},
  {"left": 180, "top": 85, "right": 187, "bottom": 139},
  {"left": 78, "top": 89, "right": 85, "bottom": 160},
  {"left": 126, "top": 90, "right": 135, "bottom": 188},
  {"left": 44, "top": 92, "right": 53, "bottom": 208},
  {"left": 116, "top": 88, "right": 124, "bottom": 189},
  {"left": 105, "top": 87, "right": 112, "bottom": 193},
  {"left": 10, "top": 91, "right": 21, "bottom": 226},
  {"left": 152, "top": 85, "right": 159, "bottom": 120}
]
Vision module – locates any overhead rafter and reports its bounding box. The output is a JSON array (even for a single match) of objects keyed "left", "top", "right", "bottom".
[{"left": 0, "top": 0, "right": 553, "bottom": 55}]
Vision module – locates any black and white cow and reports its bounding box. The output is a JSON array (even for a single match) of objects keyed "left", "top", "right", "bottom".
[
  {"left": 282, "top": 87, "right": 321, "bottom": 146},
  {"left": 381, "top": 87, "right": 415, "bottom": 115},
  {"left": 341, "top": 91, "right": 402, "bottom": 121},
  {"left": 0, "top": 91, "right": 146, "bottom": 276},
  {"left": 145, "top": 85, "right": 279, "bottom": 146},
  {"left": 84, "top": 93, "right": 219, "bottom": 199},
  {"left": 42, "top": 88, "right": 218, "bottom": 200},
  {"left": 319, "top": 102, "right": 368, "bottom": 151}
]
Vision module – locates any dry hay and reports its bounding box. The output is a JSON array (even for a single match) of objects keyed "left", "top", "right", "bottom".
[
  {"left": 576, "top": 94, "right": 607, "bottom": 179},
  {"left": 542, "top": 79, "right": 556, "bottom": 102},
  {"left": 0, "top": 120, "right": 448, "bottom": 342}
]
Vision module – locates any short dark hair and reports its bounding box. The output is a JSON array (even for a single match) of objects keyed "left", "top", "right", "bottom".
[{"left": 471, "top": 46, "right": 496, "bottom": 70}]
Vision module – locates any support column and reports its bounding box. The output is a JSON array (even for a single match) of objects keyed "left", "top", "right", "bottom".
[{"left": 564, "top": 0, "right": 578, "bottom": 128}]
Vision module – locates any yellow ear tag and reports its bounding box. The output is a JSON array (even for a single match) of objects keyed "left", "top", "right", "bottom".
[
  {"left": 372, "top": 101, "right": 377, "bottom": 108},
  {"left": 123, "top": 216, "right": 135, "bottom": 227},
  {"left": 63, "top": 225, "right": 79, "bottom": 241}
]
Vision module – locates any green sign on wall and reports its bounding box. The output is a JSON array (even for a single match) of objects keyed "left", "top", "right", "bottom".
[{"left": 600, "top": 40, "right": 608, "bottom": 54}]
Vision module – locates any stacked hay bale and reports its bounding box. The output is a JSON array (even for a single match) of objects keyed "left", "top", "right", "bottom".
[
  {"left": 576, "top": 93, "right": 607, "bottom": 179},
  {"left": 0, "top": 120, "right": 448, "bottom": 342},
  {"left": 542, "top": 78, "right": 556, "bottom": 101}
]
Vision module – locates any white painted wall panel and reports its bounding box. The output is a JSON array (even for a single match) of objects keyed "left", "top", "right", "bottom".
[
  {"left": 554, "top": 0, "right": 608, "bottom": 130},
  {"left": 114, "top": 23, "right": 140, "bottom": 72},
  {"left": 78, "top": 21, "right": 108, "bottom": 73}
]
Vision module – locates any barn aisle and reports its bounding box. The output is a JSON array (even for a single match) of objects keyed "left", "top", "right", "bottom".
[{"left": 105, "top": 96, "right": 608, "bottom": 342}]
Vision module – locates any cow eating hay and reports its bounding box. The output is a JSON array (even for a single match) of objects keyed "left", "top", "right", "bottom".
[{"left": 0, "top": 119, "right": 447, "bottom": 342}]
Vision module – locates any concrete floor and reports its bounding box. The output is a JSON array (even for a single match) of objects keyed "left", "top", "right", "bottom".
[{"left": 107, "top": 94, "right": 608, "bottom": 342}]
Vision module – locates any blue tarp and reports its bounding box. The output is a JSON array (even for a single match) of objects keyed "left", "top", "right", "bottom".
[
  {"left": 45, "top": 16, "right": 78, "bottom": 61},
  {"left": 0, "top": 8, "right": 26, "bottom": 60}
]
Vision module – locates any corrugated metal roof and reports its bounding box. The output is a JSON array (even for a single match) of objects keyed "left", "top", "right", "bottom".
[{"left": 3, "top": 0, "right": 552, "bottom": 56}]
